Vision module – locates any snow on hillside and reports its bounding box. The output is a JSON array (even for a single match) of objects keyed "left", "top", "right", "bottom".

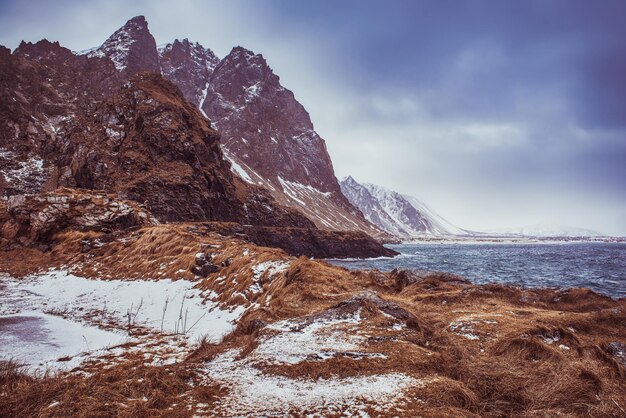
[{"left": 340, "top": 176, "right": 466, "bottom": 238}]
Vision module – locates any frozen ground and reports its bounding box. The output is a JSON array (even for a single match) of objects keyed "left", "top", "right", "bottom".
[
  {"left": 0, "top": 312, "right": 126, "bottom": 372},
  {"left": 0, "top": 270, "right": 245, "bottom": 372}
]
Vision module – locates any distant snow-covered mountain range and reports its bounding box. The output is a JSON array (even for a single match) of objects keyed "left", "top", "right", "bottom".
[
  {"left": 340, "top": 176, "right": 469, "bottom": 238},
  {"left": 340, "top": 176, "right": 614, "bottom": 240},
  {"left": 491, "top": 223, "right": 605, "bottom": 238}
]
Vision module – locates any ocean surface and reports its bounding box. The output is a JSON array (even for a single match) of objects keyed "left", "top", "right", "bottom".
[{"left": 328, "top": 242, "right": 626, "bottom": 298}]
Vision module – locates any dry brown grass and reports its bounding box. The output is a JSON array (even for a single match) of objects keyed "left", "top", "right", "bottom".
[
  {"left": 1, "top": 223, "right": 625, "bottom": 416},
  {"left": 196, "top": 260, "right": 626, "bottom": 417},
  {"left": 0, "top": 359, "right": 223, "bottom": 418}
]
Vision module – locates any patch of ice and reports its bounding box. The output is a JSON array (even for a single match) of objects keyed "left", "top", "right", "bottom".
[
  {"left": 223, "top": 153, "right": 253, "bottom": 183},
  {"left": 198, "top": 82, "right": 210, "bottom": 118},
  {"left": 0, "top": 311, "right": 126, "bottom": 372},
  {"left": 245, "top": 81, "right": 261, "bottom": 101},
  {"left": 278, "top": 176, "right": 332, "bottom": 201}
]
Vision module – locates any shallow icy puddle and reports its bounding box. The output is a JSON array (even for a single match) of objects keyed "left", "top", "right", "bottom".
[{"left": 0, "top": 311, "right": 127, "bottom": 371}]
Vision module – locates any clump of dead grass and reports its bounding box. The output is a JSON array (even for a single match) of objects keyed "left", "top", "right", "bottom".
[{"left": 0, "top": 359, "right": 217, "bottom": 418}]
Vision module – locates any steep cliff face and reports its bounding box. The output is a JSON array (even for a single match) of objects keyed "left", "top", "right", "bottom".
[
  {"left": 340, "top": 176, "right": 467, "bottom": 237},
  {"left": 203, "top": 47, "right": 337, "bottom": 192},
  {"left": 154, "top": 38, "right": 381, "bottom": 234},
  {"left": 196, "top": 46, "right": 381, "bottom": 235}
]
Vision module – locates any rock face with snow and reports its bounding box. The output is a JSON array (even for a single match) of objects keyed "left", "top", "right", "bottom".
[
  {"left": 88, "top": 15, "right": 160, "bottom": 76},
  {"left": 158, "top": 38, "right": 219, "bottom": 107},
  {"left": 0, "top": 15, "right": 396, "bottom": 257},
  {"left": 86, "top": 16, "right": 381, "bottom": 236},
  {"left": 181, "top": 44, "right": 379, "bottom": 235},
  {"left": 0, "top": 36, "right": 312, "bottom": 228},
  {"left": 340, "top": 176, "right": 466, "bottom": 238}
]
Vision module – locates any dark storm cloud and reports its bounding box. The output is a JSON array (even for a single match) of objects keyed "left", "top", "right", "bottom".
[
  {"left": 0, "top": 0, "right": 624, "bottom": 233},
  {"left": 273, "top": 0, "right": 626, "bottom": 126}
]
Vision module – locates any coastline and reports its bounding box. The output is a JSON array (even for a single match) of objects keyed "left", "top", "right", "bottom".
[{"left": 1, "top": 220, "right": 626, "bottom": 416}]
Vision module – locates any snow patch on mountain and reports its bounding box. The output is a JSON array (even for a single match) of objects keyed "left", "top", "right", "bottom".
[
  {"left": 89, "top": 20, "right": 143, "bottom": 71},
  {"left": 89, "top": 16, "right": 159, "bottom": 75}
]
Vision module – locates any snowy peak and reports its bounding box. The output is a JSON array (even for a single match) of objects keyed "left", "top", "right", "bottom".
[
  {"left": 340, "top": 177, "right": 410, "bottom": 237},
  {"left": 340, "top": 177, "right": 466, "bottom": 238},
  {"left": 159, "top": 38, "right": 219, "bottom": 106},
  {"left": 89, "top": 15, "right": 159, "bottom": 75},
  {"left": 224, "top": 46, "right": 271, "bottom": 72}
]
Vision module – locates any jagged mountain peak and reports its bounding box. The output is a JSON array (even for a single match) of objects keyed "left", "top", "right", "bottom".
[
  {"left": 127, "top": 15, "right": 147, "bottom": 24},
  {"left": 228, "top": 45, "right": 261, "bottom": 60},
  {"left": 341, "top": 175, "right": 358, "bottom": 185},
  {"left": 89, "top": 15, "right": 159, "bottom": 74},
  {"left": 14, "top": 39, "right": 72, "bottom": 60},
  {"left": 160, "top": 38, "right": 216, "bottom": 57},
  {"left": 218, "top": 46, "right": 277, "bottom": 86},
  {"left": 158, "top": 38, "right": 219, "bottom": 107},
  {"left": 159, "top": 38, "right": 219, "bottom": 70}
]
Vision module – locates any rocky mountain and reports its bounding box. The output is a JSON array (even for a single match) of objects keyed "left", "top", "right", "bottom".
[
  {"left": 0, "top": 16, "right": 392, "bottom": 258},
  {"left": 340, "top": 176, "right": 466, "bottom": 237},
  {"left": 158, "top": 38, "right": 219, "bottom": 107},
  {"left": 70, "top": 15, "right": 382, "bottom": 236},
  {"left": 87, "top": 15, "right": 160, "bottom": 77}
]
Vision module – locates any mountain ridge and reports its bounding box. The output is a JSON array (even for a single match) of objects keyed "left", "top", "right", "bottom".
[
  {"left": 0, "top": 17, "right": 394, "bottom": 258},
  {"left": 76, "top": 15, "right": 382, "bottom": 235},
  {"left": 340, "top": 176, "right": 467, "bottom": 238}
]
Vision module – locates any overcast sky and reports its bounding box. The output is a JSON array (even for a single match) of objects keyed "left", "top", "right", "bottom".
[{"left": 1, "top": 0, "right": 625, "bottom": 235}]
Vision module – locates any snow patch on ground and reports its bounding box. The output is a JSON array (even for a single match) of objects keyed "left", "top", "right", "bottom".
[
  {"left": 203, "top": 347, "right": 420, "bottom": 416},
  {"left": 253, "top": 310, "right": 364, "bottom": 364},
  {"left": 0, "top": 311, "right": 126, "bottom": 372},
  {"left": 248, "top": 260, "right": 290, "bottom": 294},
  {"left": 0, "top": 271, "right": 246, "bottom": 371},
  {"left": 449, "top": 320, "right": 481, "bottom": 340},
  {"left": 251, "top": 260, "right": 289, "bottom": 280},
  {"left": 0, "top": 270, "right": 241, "bottom": 340}
]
